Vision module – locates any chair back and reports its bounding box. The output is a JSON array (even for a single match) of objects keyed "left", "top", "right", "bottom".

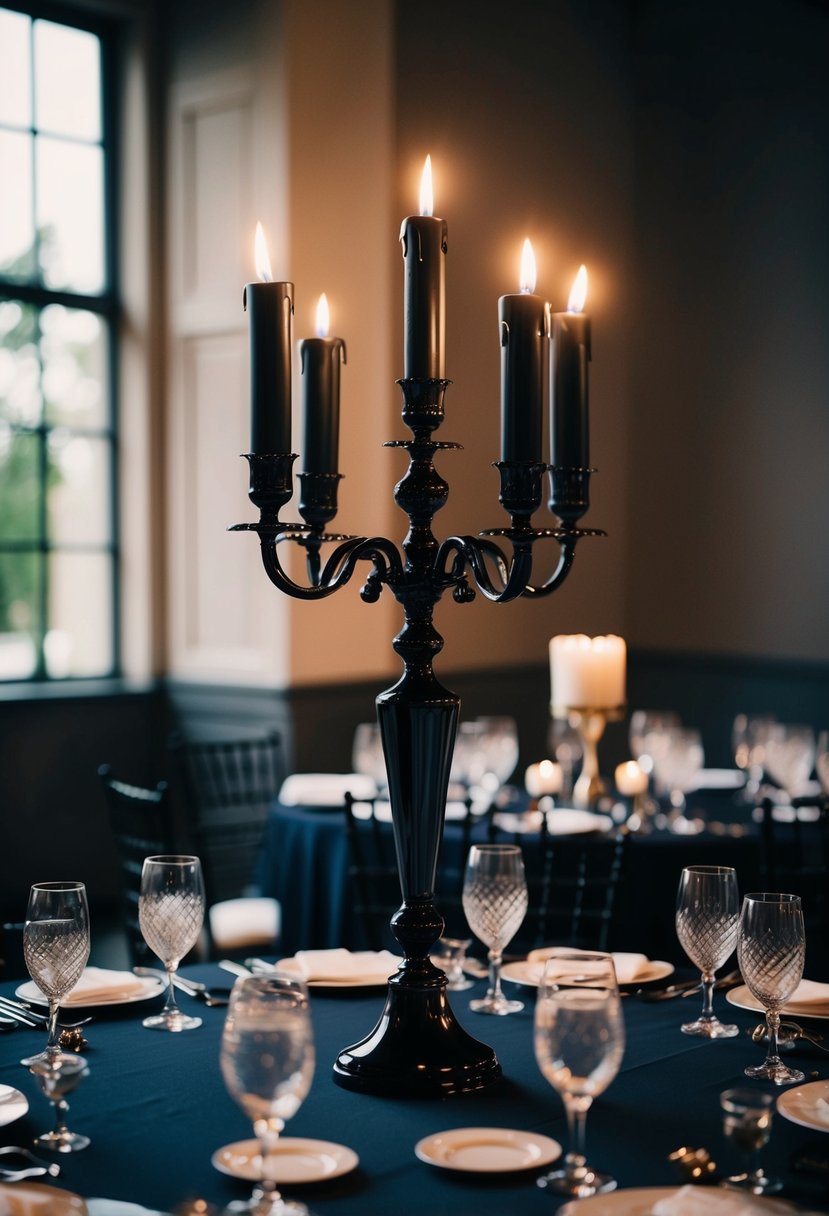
[
  {"left": 343, "top": 793, "right": 401, "bottom": 952},
  {"left": 97, "top": 764, "right": 174, "bottom": 965},
  {"left": 170, "top": 732, "right": 284, "bottom": 908},
  {"left": 528, "top": 823, "right": 630, "bottom": 953},
  {"left": 758, "top": 794, "right": 829, "bottom": 976}
]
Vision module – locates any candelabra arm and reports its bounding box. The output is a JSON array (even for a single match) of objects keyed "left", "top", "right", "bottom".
[
  {"left": 436, "top": 534, "right": 530, "bottom": 602},
  {"left": 520, "top": 533, "right": 577, "bottom": 597},
  {"left": 259, "top": 533, "right": 403, "bottom": 601}
]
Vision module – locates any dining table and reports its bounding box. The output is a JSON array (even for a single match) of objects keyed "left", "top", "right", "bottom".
[{"left": 0, "top": 960, "right": 827, "bottom": 1214}]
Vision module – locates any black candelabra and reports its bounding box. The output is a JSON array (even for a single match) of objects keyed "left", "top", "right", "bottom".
[{"left": 232, "top": 375, "right": 603, "bottom": 1098}]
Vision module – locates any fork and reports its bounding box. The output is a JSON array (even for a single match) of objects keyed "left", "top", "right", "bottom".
[
  {"left": 0, "top": 996, "right": 93, "bottom": 1030},
  {"left": 0, "top": 1145, "right": 61, "bottom": 1179}
]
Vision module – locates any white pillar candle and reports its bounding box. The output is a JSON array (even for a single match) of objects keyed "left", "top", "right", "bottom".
[
  {"left": 549, "top": 634, "right": 627, "bottom": 711},
  {"left": 615, "top": 759, "right": 648, "bottom": 796},
  {"left": 525, "top": 759, "right": 562, "bottom": 798}
]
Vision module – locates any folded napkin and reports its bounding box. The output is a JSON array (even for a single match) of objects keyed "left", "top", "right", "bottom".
[
  {"left": 279, "top": 772, "right": 377, "bottom": 807},
  {"left": 61, "top": 967, "right": 148, "bottom": 1005},
  {"left": 653, "top": 1184, "right": 808, "bottom": 1216},
  {"left": 288, "top": 948, "right": 400, "bottom": 983}
]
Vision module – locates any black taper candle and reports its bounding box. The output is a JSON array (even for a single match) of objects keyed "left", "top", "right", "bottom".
[
  {"left": 400, "top": 156, "right": 447, "bottom": 380},
  {"left": 244, "top": 279, "right": 294, "bottom": 455},
  {"left": 551, "top": 309, "right": 590, "bottom": 469},
  {"left": 499, "top": 239, "right": 547, "bottom": 463},
  {"left": 301, "top": 334, "right": 346, "bottom": 474}
]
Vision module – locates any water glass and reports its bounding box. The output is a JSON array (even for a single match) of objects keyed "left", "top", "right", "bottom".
[
  {"left": 675, "top": 866, "right": 739, "bottom": 1038},
  {"left": 30, "top": 1052, "right": 90, "bottom": 1153},
  {"left": 647, "top": 727, "right": 704, "bottom": 826},
  {"left": 738, "top": 892, "right": 806, "bottom": 1084},
  {"left": 433, "top": 937, "right": 474, "bottom": 991},
  {"left": 721, "top": 1088, "right": 782, "bottom": 1194},
  {"left": 22, "top": 881, "right": 90, "bottom": 1066},
  {"left": 139, "top": 855, "right": 205, "bottom": 1032},
  {"left": 220, "top": 973, "right": 315, "bottom": 1215},
  {"left": 462, "top": 844, "right": 527, "bottom": 1015},
  {"left": 534, "top": 952, "right": 625, "bottom": 1196}
]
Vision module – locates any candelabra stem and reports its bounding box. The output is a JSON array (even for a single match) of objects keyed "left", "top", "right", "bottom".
[{"left": 561, "top": 707, "right": 623, "bottom": 809}]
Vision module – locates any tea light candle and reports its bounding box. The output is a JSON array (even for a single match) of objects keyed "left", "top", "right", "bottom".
[
  {"left": 615, "top": 760, "right": 648, "bottom": 796},
  {"left": 525, "top": 759, "right": 562, "bottom": 798},
  {"left": 550, "top": 634, "right": 627, "bottom": 711}
]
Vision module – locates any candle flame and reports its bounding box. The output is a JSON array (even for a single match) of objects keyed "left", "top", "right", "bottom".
[
  {"left": 254, "top": 221, "right": 273, "bottom": 283},
  {"left": 419, "top": 155, "right": 434, "bottom": 217},
  {"left": 315, "top": 292, "right": 330, "bottom": 338},
  {"left": 519, "top": 238, "right": 537, "bottom": 294},
  {"left": 567, "top": 264, "right": 588, "bottom": 312}
]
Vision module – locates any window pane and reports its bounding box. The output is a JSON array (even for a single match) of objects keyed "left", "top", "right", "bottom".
[
  {"left": 48, "top": 433, "right": 111, "bottom": 545},
  {"left": 0, "top": 130, "right": 35, "bottom": 280},
  {"left": 41, "top": 305, "right": 107, "bottom": 428},
  {"left": 36, "top": 136, "right": 105, "bottom": 293},
  {"left": 34, "top": 20, "right": 101, "bottom": 143},
  {"left": 0, "top": 426, "right": 41, "bottom": 541},
  {"left": 0, "top": 9, "right": 32, "bottom": 129},
  {"left": 0, "top": 549, "right": 41, "bottom": 679},
  {"left": 48, "top": 550, "right": 112, "bottom": 677},
  {"left": 0, "top": 301, "right": 41, "bottom": 425}
]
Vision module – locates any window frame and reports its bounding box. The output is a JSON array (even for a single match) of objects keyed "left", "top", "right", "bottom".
[{"left": 0, "top": 0, "right": 121, "bottom": 683}]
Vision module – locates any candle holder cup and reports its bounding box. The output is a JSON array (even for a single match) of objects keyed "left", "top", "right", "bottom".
[
  {"left": 553, "top": 704, "right": 625, "bottom": 809},
  {"left": 232, "top": 374, "right": 603, "bottom": 1097}
]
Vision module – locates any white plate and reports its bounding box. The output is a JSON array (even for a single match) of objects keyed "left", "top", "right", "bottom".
[
  {"left": 0, "top": 1182, "right": 87, "bottom": 1214},
  {"left": 691, "top": 768, "right": 746, "bottom": 790},
  {"left": 559, "top": 1186, "right": 800, "bottom": 1215},
  {"left": 0, "top": 1083, "right": 28, "bottom": 1127},
  {"left": 212, "top": 1137, "right": 359, "bottom": 1183},
  {"left": 415, "top": 1127, "right": 561, "bottom": 1173},
  {"left": 493, "top": 809, "right": 612, "bottom": 836},
  {"left": 726, "top": 983, "right": 829, "bottom": 1021},
  {"left": 502, "top": 959, "right": 674, "bottom": 989},
  {"left": 777, "top": 1079, "right": 829, "bottom": 1133},
  {"left": 16, "top": 975, "right": 165, "bottom": 1010}
]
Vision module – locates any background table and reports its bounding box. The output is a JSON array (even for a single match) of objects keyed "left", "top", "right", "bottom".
[{"left": 1, "top": 964, "right": 825, "bottom": 1214}]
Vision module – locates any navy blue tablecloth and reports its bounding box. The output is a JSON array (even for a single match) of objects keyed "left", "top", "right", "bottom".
[{"left": 0, "top": 965, "right": 826, "bottom": 1213}]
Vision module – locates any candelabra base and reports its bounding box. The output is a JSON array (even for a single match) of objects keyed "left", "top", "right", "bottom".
[{"left": 332, "top": 966, "right": 501, "bottom": 1098}]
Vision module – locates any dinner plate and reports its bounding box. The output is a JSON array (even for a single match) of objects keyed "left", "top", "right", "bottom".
[
  {"left": 0, "top": 1182, "right": 87, "bottom": 1214},
  {"left": 691, "top": 768, "right": 746, "bottom": 790},
  {"left": 16, "top": 975, "right": 165, "bottom": 1009},
  {"left": 726, "top": 983, "right": 829, "bottom": 1021},
  {"left": 777, "top": 1079, "right": 829, "bottom": 1133},
  {"left": 0, "top": 1083, "right": 29, "bottom": 1127},
  {"left": 212, "top": 1137, "right": 359, "bottom": 1183},
  {"left": 502, "top": 959, "right": 674, "bottom": 989},
  {"left": 415, "top": 1127, "right": 561, "bottom": 1173},
  {"left": 558, "top": 1186, "right": 801, "bottom": 1215},
  {"left": 493, "top": 809, "right": 613, "bottom": 836}
]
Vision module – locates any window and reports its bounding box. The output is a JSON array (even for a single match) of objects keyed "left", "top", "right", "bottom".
[{"left": 0, "top": 2, "right": 117, "bottom": 680}]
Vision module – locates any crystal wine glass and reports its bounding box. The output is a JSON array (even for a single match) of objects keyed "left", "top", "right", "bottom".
[
  {"left": 463, "top": 844, "right": 527, "bottom": 1015},
  {"left": 220, "top": 973, "right": 315, "bottom": 1215},
  {"left": 675, "top": 865, "right": 739, "bottom": 1038},
  {"left": 534, "top": 951, "right": 625, "bottom": 1196},
  {"left": 30, "top": 1052, "right": 90, "bottom": 1153},
  {"left": 763, "top": 724, "right": 816, "bottom": 800},
  {"left": 720, "top": 1088, "right": 782, "bottom": 1194},
  {"left": 138, "top": 855, "right": 205, "bottom": 1032},
  {"left": 738, "top": 892, "right": 806, "bottom": 1084},
  {"left": 629, "top": 710, "right": 680, "bottom": 775},
  {"left": 22, "top": 881, "right": 90, "bottom": 1066},
  {"left": 648, "top": 726, "right": 704, "bottom": 830}
]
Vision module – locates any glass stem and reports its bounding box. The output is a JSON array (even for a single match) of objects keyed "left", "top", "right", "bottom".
[
  {"left": 54, "top": 1098, "right": 70, "bottom": 1138},
  {"left": 765, "top": 1007, "right": 781, "bottom": 1065},
  {"left": 46, "top": 998, "right": 61, "bottom": 1056},
  {"left": 254, "top": 1117, "right": 284, "bottom": 1211},
  {"left": 487, "top": 948, "right": 503, "bottom": 1002},
  {"left": 563, "top": 1093, "right": 591, "bottom": 1176},
  {"left": 163, "top": 966, "right": 180, "bottom": 1018},
  {"left": 700, "top": 970, "right": 716, "bottom": 1021}
]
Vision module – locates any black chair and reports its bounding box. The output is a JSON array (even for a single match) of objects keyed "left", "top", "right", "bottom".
[
  {"left": 758, "top": 793, "right": 829, "bottom": 977},
  {"left": 524, "top": 824, "right": 630, "bottom": 953},
  {"left": 169, "top": 733, "right": 284, "bottom": 956},
  {"left": 97, "top": 764, "right": 175, "bottom": 966},
  {"left": 343, "top": 793, "right": 401, "bottom": 952}
]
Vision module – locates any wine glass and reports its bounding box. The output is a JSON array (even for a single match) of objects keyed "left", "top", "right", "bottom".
[
  {"left": 534, "top": 952, "right": 625, "bottom": 1196},
  {"left": 351, "top": 722, "right": 386, "bottom": 791},
  {"left": 22, "top": 881, "right": 90, "bottom": 1066},
  {"left": 738, "top": 892, "right": 806, "bottom": 1084},
  {"left": 474, "top": 716, "right": 520, "bottom": 797},
  {"left": 732, "top": 714, "right": 776, "bottom": 801},
  {"left": 548, "top": 718, "right": 583, "bottom": 803},
  {"left": 629, "top": 710, "right": 680, "bottom": 775},
  {"left": 432, "top": 936, "right": 474, "bottom": 991},
  {"left": 220, "top": 973, "right": 315, "bottom": 1215},
  {"left": 138, "top": 855, "right": 205, "bottom": 1032},
  {"left": 720, "top": 1088, "right": 782, "bottom": 1194},
  {"left": 29, "top": 1052, "right": 90, "bottom": 1153},
  {"left": 648, "top": 726, "right": 704, "bottom": 830},
  {"left": 675, "top": 866, "right": 739, "bottom": 1038},
  {"left": 462, "top": 844, "right": 527, "bottom": 1015},
  {"left": 763, "top": 724, "right": 816, "bottom": 800}
]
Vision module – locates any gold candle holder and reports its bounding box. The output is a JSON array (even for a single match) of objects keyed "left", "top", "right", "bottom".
[{"left": 553, "top": 704, "right": 625, "bottom": 809}]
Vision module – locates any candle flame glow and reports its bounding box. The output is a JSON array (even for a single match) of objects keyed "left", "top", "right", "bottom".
[
  {"left": 419, "top": 155, "right": 434, "bottom": 217},
  {"left": 315, "top": 292, "right": 330, "bottom": 338},
  {"left": 254, "top": 222, "right": 273, "bottom": 283},
  {"left": 567, "top": 264, "right": 588, "bottom": 313},
  {"left": 519, "top": 238, "right": 537, "bottom": 294}
]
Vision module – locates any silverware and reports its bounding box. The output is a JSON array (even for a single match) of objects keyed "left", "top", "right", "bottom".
[
  {"left": 680, "top": 969, "right": 741, "bottom": 998},
  {"left": 749, "top": 1021, "right": 829, "bottom": 1054},
  {"left": 0, "top": 996, "right": 93, "bottom": 1029},
  {"left": 219, "top": 959, "right": 253, "bottom": 978},
  {"left": 132, "top": 967, "right": 230, "bottom": 1006},
  {"left": 0, "top": 1145, "right": 61, "bottom": 1179}
]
